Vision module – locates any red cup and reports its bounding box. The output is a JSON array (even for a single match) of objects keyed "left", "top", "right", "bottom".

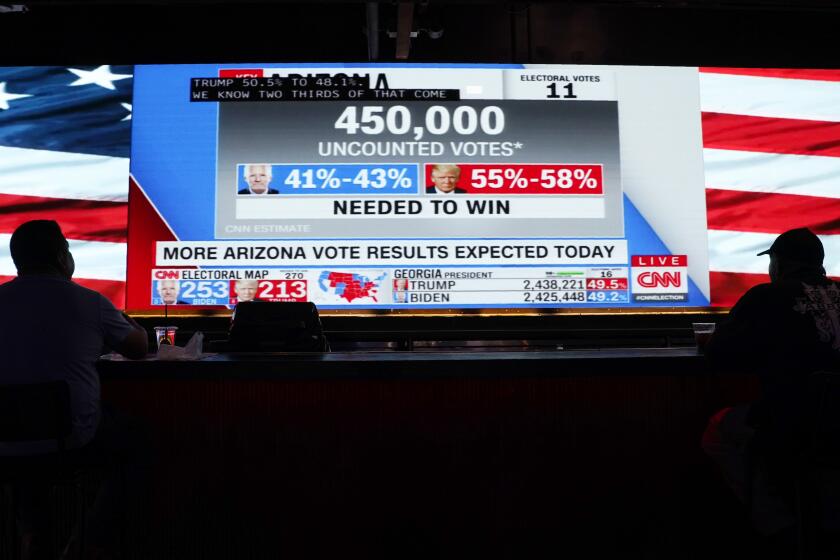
[{"left": 154, "top": 326, "right": 178, "bottom": 348}]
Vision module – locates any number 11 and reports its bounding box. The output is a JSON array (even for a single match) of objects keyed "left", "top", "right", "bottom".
[{"left": 546, "top": 83, "right": 577, "bottom": 99}]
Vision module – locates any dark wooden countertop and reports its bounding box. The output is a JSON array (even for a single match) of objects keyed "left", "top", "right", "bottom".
[{"left": 98, "top": 346, "right": 709, "bottom": 380}]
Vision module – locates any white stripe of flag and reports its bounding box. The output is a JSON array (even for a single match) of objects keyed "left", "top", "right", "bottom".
[
  {"left": 707, "top": 229, "right": 840, "bottom": 277},
  {"left": 0, "top": 146, "right": 129, "bottom": 202},
  {"left": 703, "top": 148, "right": 840, "bottom": 199},
  {"left": 0, "top": 234, "right": 127, "bottom": 280},
  {"left": 699, "top": 72, "right": 840, "bottom": 123}
]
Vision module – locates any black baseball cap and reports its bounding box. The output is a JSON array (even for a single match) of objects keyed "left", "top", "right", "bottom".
[{"left": 757, "top": 227, "right": 824, "bottom": 265}]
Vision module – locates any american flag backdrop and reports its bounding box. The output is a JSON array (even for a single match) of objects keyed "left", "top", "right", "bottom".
[
  {"left": 0, "top": 65, "right": 132, "bottom": 307},
  {"left": 700, "top": 67, "right": 840, "bottom": 306}
]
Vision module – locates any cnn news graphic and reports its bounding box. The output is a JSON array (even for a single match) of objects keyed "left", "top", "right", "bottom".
[{"left": 127, "top": 63, "right": 712, "bottom": 310}]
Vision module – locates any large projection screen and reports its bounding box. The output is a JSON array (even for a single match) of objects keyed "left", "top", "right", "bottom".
[{"left": 3, "top": 63, "right": 837, "bottom": 312}]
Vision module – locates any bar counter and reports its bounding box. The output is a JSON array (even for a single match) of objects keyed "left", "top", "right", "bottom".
[
  {"left": 98, "top": 346, "right": 708, "bottom": 379},
  {"left": 96, "top": 347, "right": 757, "bottom": 559}
]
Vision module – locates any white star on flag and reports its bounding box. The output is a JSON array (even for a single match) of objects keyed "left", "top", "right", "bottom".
[
  {"left": 67, "top": 65, "right": 132, "bottom": 91},
  {"left": 121, "top": 102, "right": 132, "bottom": 121},
  {"left": 0, "top": 81, "right": 32, "bottom": 110}
]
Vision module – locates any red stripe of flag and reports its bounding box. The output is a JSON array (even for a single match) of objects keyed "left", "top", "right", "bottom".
[
  {"left": 710, "top": 271, "right": 840, "bottom": 307},
  {"left": 0, "top": 274, "right": 125, "bottom": 307},
  {"left": 702, "top": 112, "right": 840, "bottom": 158},
  {"left": 706, "top": 188, "right": 840, "bottom": 235},
  {"left": 700, "top": 67, "right": 840, "bottom": 83},
  {"left": 710, "top": 271, "right": 770, "bottom": 307},
  {"left": 0, "top": 194, "right": 127, "bottom": 243}
]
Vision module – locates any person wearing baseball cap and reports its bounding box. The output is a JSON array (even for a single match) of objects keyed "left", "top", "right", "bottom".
[
  {"left": 702, "top": 228, "right": 840, "bottom": 547},
  {"left": 757, "top": 227, "right": 826, "bottom": 282}
]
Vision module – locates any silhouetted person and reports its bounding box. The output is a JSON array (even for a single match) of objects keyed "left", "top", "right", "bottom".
[
  {"left": 0, "top": 220, "right": 150, "bottom": 560},
  {"left": 702, "top": 228, "right": 840, "bottom": 549}
]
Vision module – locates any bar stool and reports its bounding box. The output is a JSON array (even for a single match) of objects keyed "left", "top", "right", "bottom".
[
  {"left": 0, "top": 381, "right": 87, "bottom": 560},
  {"left": 794, "top": 370, "right": 840, "bottom": 560}
]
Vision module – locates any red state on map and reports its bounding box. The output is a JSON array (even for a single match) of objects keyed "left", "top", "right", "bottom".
[{"left": 325, "top": 272, "right": 379, "bottom": 303}]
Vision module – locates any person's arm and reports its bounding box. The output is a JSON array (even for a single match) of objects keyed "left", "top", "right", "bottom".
[
  {"left": 100, "top": 298, "right": 149, "bottom": 359},
  {"left": 113, "top": 312, "right": 149, "bottom": 359},
  {"left": 705, "top": 286, "right": 771, "bottom": 368}
]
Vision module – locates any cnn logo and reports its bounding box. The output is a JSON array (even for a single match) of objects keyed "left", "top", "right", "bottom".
[
  {"left": 153, "top": 269, "right": 181, "bottom": 280},
  {"left": 631, "top": 264, "right": 687, "bottom": 294},
  {"left": 637, "top": 271, "right": 682, "bottom": 288}
]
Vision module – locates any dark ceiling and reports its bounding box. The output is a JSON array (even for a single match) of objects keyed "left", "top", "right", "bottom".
[{"left": 0, "top": 1, "right": 837, "bottom": 67}]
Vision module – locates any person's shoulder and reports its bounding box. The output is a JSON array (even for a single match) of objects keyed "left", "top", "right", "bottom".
[
  {"left": 267, "top": 188, "right": 279, "bottom": 194},
  {"left": 455, "top": 188, "right": 467, "bottom": 193},
  {"left": 770, "top": 277, "right": 828, "bottom": 297},
  {"left": 69, "top": 281, "right": 116, "bottom": 306},
  {"left": 729, "top": 281, "right": 776, "bottom": 310},
  {"left": 742, "top": 281, "right": 775, "bottom": 297},
  {"left": 0, "top": 276, "right": 18, "bottom": 300},
  {"left": 2, "top": 275, "right": 92, "bottom": 297},
  {"left": 237, "top": 189, "right": 249, "bottom": 194},
  {"left": 425, "top": 186, "right": 435, "bottom": 193},
  {"left": 39, "top": 279, "right": 117, "bottom": 310},
  {"left": 734, "top": 280, "right": 811, "bottom": 315}
]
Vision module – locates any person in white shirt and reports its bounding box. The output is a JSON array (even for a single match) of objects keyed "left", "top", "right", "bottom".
[{"left": 0, "top": 220, "right": 149, "bottom": 560}]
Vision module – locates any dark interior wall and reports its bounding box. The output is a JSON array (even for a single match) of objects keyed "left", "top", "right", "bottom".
[
  {"left": 0, "top": 3, "right": 510, "bottom": 65},
  {"left": 0, "top": 2, "right": 838, "bottom": 67},
  {"left": 528, "top": 4, "right": 840, "bottom": 68},
  {"left": 0, "top": 4, "right": 371, "bottom": 65}
]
